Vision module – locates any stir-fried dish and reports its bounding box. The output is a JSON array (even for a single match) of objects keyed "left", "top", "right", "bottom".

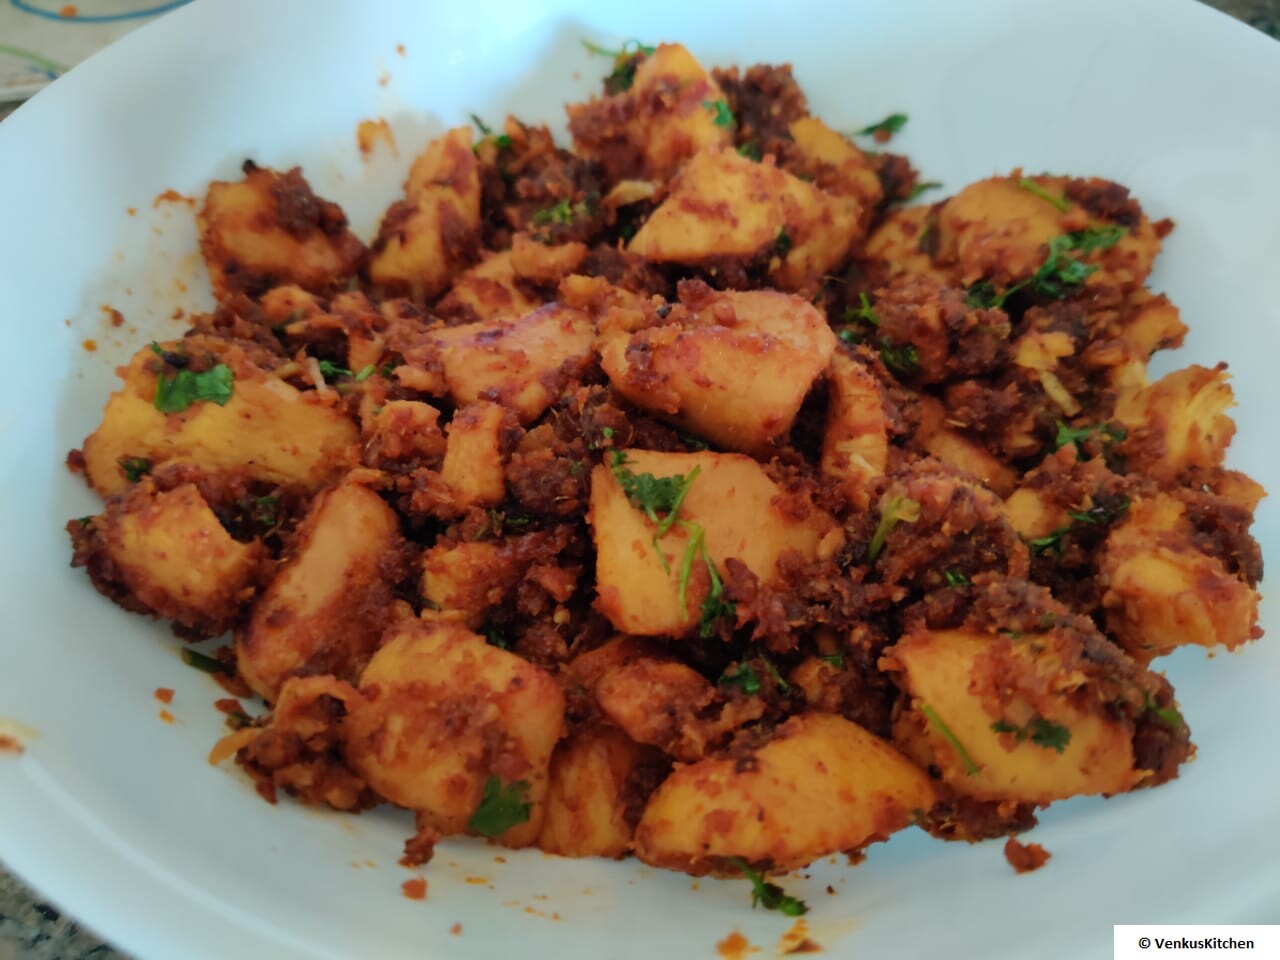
[{"left": 65, "top": 41, "right": 1264, "bottom": 913}]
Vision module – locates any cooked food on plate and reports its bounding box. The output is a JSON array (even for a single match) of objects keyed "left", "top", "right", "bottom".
[{"left": 64, "top": 39, "right": 1264, "bottom": 913}]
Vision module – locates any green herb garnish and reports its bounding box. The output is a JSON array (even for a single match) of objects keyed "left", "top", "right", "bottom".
[
  {"left": 467, "top": 777, "right": 532, "bottom": 837},
  {"left": 118, "top": 456, "right": 152, "bottom": 483},
  {"left": 1053, "top": 420, "right": 1127, "bottom": 454},
  {"left": 1028, "top": 226, "right": 1125, "bottom": 298},
  {"left": 353, "top": 364, "right": 376, "bottom": 382},
  {"left": 736, "top": 142, "right": 762, "bottom": 161},
  {"left": 254, "top": 495, "right": 279, "bottom": 529},
  {"left": 820, "top": 653, "right": 845, "bottom": 669},
  {"left": 842, "top": 292, "right": 879, "bottom": 328},
  {"left": 1142, "top": 692, "right": 1185, "bottom": 730},
  {"left": 729, "top": 858, "right": 808, "bottom": 917},
  {"left": 921, "top": 703, "right": 980, "bottom": 775},
  {"left": 964, "top": 280, "right": 1019, "bottom": 310},
  {"left": 154, "top": 363, "right": 234, "bottom": 413},
  {"left": 991, "top": 715, "right": 1072, "bottom": 754},
  {"left": 317, "top": 359, "right": 352, "bottom": 381},
  {"left": 1017, "top": 177, "right": 1072, "bottom": 213},
  {"left": 181, "top": 648, "right": 229, "bottom": 675},
  {"left": 469, "top": 114, "right": 512, "bottom": 152},
  {"left": 943, "top": 569, "right": 971, "bottom": 588},
  {"left": 856, "top": 113, "right": 908, "bottom": 138},
  {"left": 484, "top": 623, "right": 509, "bottom": 650},
  {"left": 773, "top": 228, "right": 792, "bottom": 258},
  {"left": 868, "top": 495, "right": 921, "bottom": 562},
  {"left": 900, "top": 180, "right": 942, "bottom": 203},
  {"left": 702, "top": 98, "right": 735, "bottom": 127},
  {"left": 581, "top": 38, "right": 655, "bottom": 94},
  {"left": 719, "top": 663, "right": 761, "bottom": 695}
]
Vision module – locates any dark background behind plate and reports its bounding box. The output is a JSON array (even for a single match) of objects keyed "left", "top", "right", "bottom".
[{"left": 0, "top": 1, "right": 1275, "bottom": 957}]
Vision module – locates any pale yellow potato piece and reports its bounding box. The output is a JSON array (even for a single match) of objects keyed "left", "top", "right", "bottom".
[
  {"left": 634, "top": 713, "right": 935, "bottom": 874},
  {"left": 822, "top": 352, "right": 888, "bottom": 507},
  {"left": 788, "top": 117, "right": 883, "bottom": 214},
  {"left": 369, "top": 126, "right": 480, "bottom": 298},
  {"left": 82, "top": 345, "right": 358, "bottom": 498},
  {"left": 569, "top": 43, "right": 732, "bottom": 182},
  {"left": 1003, "top": 486, "right": 1069, "bottom": 540},
  {"left": 923, "top": 428, "right": 1018, "bottom": 497},
  {"left": 429, "top": 304, "right": 595, "bottom": 423},
  {"left": 238, "top": 483, "right": 405, "bottom": 701},
  {"left": 364, "top": 400, "right": 447, "bottom": 463},
  {"left": 436, "top": 249, "right": 539, "bottom": 323},
  {"left": 198, "top": 164, "right": 365, "bottom": 300},
  {"left": 440, "top": 401, "right": 511, "bottom": 509},
  {"left": 539, "top": 726, "right": 656, "bottom": 859},
  {"left": 1100, "top": 494, "right": 1260, "bottom": 658},
  {"left": 935, "top": 175, "right": 1161, "bottom": 289},
  {"left": 345, "top": 620, "right": 564, "bottom": 847},
  {"left": 885, "top": 629, "right": 1142, "bottom": 804},
  {"left": 628, "top": 146, "right": 862, "bottom": 290},
  {"left": 599, "top": 289, "right": 836, "bottom": 456},
  {"left": 1114, "top": 365, "right": 1236, "bottom": 484},
  {"left": 509, "top": 233, "right": 588, "bottom": 283},
  {"left": 589, "top": 450, "right": 844, "bottom": 636},
  {"left": 1122, "top": 290, "right": 1186, "bottom": 359},
  {"left": 862, "top": 205, "right": 951, "bottom": 284},
  {"left": 98, "top": 483, "right": 262, "bottom": 633}
]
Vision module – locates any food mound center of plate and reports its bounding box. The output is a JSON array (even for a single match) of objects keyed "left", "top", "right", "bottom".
[{"left": 61, "top": 38, "right": 1264, "bottom": 917}]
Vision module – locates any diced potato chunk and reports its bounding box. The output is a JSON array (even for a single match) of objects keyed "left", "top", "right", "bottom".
[
  {"left": 238, "top": 483, "right": 406, "bottom": 701},
  {"left": 1114, "top": 365, "right": 1236, "bottom": 484},
  {"left": 600, "top": 288, "right": 836, "bottom": 455},
  {"left": 923, "top": 428, "right": 1018, "bottom": 497},
  {"left": 369, "top": 126, "right": 480, "bottom": 298},
  {"left": 439, "top": 401, "right": 513, "bottom": 509},
  {"left": 883, "top": 629, "right": 1142, "bottom": 804},
  {"left": 568, "top": 43, "right": 732, "bottom": 182},
  {"left": 345, "top": 620, "right": 564, "bottom": 847},
  {"left": 421, "top": 532, "right": 562, "bottom": 627},
  {"left": 198, "top": 162, "right": 365, "bottom": 300},
  {"left": 363, "top": 400, "right": 446, "bottom": 465},
  {"left": 788, "top": 117, "right": 883, "bottom": 215},
  {"left": 589, "top": 450, "right": 844, "bottom": 636},
  {"left": 822, "top": 352, "right": 888, "bottom": 506},
  {"left": 935, "top": 175, "right": 1163, "bottom": 290},
  {"left": 1099, "top": 493, "right": 1260, "bottom": 658},
  {"left": 429, "top": 304, "right": 595, "bottom": 423},
  {"left": 862, "top": 205, "right": 951, "bottom": 284},
  {"left": 436, "top": 250, "right": 539, "bottom": 324},
  {"left": 1121, "top": 290, "right": 1186, "bottom": 359},
  {"left": 93, "top": 483, "right": 263, "bottom": 634},
  {"left": 539, "top": 726, "right": 659, "bottom": 859},
  {"left": 509, "top": 234, "right": 588, "bottom": 284},
  {"left": 82, "top": 344, "right": 358, "bottom": 498},
  {"left": 634, "top": 713, "right": 936, "bottom": 874},
  {"left": 627, "top": 146, "right": 862, "bottom": 290}
]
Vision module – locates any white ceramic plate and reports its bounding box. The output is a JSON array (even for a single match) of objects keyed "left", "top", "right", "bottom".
[{"left": 2, "top": 0, "right": 1278, "bottom": 957}]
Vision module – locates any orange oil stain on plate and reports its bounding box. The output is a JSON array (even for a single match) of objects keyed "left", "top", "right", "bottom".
[
  {"left": 778, "top": 918, "right": 821, "bottom": 954},
  {"left": 715, "top": 930, "right": 759, "bottom": 959},
  {"left": 450, "top": 923, "right": 462, "bottom": 935},
  {"left": 158, "top": 709, "right": 175, "bottom": 724},
  {"left": 356, "top": 119, "right": 397, "bottom": 160},
  {"left": 59, "top": 4, "right": 77, "bottom": 17},
  {"left": 401, "top": 877, "right": 427, "bottom": 900},
  {"left": 153, "top": 189, "right": 194, "bottom": 209},
  {"left": 154, "top": 688, "right": 174, "bottom": 704},
  {"left": 81, "top": 339, "right": 97, "bottom": 352}
]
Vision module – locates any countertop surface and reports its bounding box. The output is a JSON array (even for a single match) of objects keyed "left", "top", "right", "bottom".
[{"left": 2, "top": 1, "right": 1277, "bottom": 958}]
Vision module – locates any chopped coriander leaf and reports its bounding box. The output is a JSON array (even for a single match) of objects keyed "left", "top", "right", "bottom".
[
  {"left": 759, "top": 655, "right": 790, "bottom": 693},
  {"left": 943, "top": 569, "right": 971, "bottom": 588},
  {"left": 920, "top": 703, "right": 980, "bottom": 776},
  {"left": 531, "top": 198, "right": 574, "bottom": 226},
  {"left": 1143, "top": 692, "right": 1184, "bottom": 730},
  {"left": 601, "top": 426, "right": 615, "bottom": 439},
  {"left": 254, "top": 495, "right": 279, "bottom": 529},
  {"left": 580, "top": 38, "right": 655, "bottom": 59},
  {"left": 879, "top": 340, "right": 919, "bottom": 376},
  {"left": 1029, "top": 226, "right": 1125, "bottom": 299},
  {"left": 965, "top": 279, "right": 1024, "bottom": 310},
  {"left": 77, "top": 516, "right": 93, "bottom": 527},
  {"left": 856, "top": 112, "right": 908, "bottom": 138},
  {"left": 900, "top": 180, "right": 942, "bottom": 203},
  {"left": 991, "top": 715, "right": 1072, "bottom": 754},
  {"left": 773, "top": 228, "right": 792, "bottom": 258},
  {"left": 1028, "top": 527, "right": 1068, "bottom": 557},
  {"left": 702, "top": 98, "right": 735, "bottom": 127},
  {"left": 1017, "top": 177, "right": 1072, "bottom": 213},
  {"left": 317, "top": 359, "right": 352, "bottom": 381},
  {"left": 736, "top": 142, "right": 762, "bottom": 161},
  {"left": 154, "top": 363, "right": 234, "bottom": 413},
  {"left": 150, "top": 341, "right": 164, "bottom": 356},
  {"left": 820, "top": 653, "right": 845, "bottom": 669},
  {"left": 867, "top": 495, "right": 921, "bottom": 562},
  {"left": 610, "top": 456, "right": 699, "bottom": 531},
  {"left": 467, "top": 777, "right": 532, "bottom": 837},
  {"left": 181, "top": 648, "right": 230, "bottom": 675},
  {"left": 484, "top": 623, "right": 509, "bottom": 650},
  {"left": 729, "top": 858, "right": 808, "bottom": 917},
  {"left": 842, "top": 292, "right": 879, "bottom": 327},
  {"left": 1054, "top": 421, "right": 1099, "bottom": 452},
  {"left": 117, "top": 456, "right": 152, "bottom": 483},
  {"left": 699, "top": 588, "right": 735, "bottom": 638},
  {"left": 353, "top": 364, "right": 376, "bottom": 382},
  {"left": 469, "top": 113, "right": 493, "bottom": 135},
  {"left": 380, "top": 361, "right": 396, "bottom": 378},
  {"left": 678, "top": 430, "right": 709, "bottom": 451},
  {"left": 719, "top": 663, "right": 761, "bottom": 695}
]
